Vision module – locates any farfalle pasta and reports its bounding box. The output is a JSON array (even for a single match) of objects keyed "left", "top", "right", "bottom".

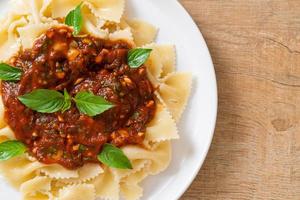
[{"left": 0, "top": 0, "right": 192, "bottom": 200}]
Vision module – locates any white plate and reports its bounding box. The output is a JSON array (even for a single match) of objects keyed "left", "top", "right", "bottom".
[{"left": 0, "top": 0, "right": 218, "bottom": 199}]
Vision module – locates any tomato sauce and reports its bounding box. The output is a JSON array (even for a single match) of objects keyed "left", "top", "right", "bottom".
[{"left": 1, "top": 27, "right": 156, "bottom": 169}]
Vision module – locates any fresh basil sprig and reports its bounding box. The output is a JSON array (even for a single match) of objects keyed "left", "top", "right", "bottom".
[
  {"left": 74, "top": 91, "right": 114, "bottom": 117},
  {"left": 18, "top": 89, "right": 70, "bottom": 113},
  {"left": 127, "top": 48, "right": 152, "bottom": 68},
  {"left": 0, "top": 63, "right": 22, "bottom": 81},
  {"left": 0, "top": 140, "right": 26, "bottom": 161},
  {"left": 18, "top": 89, "right": 114, "bottom": 116},
  {"left": 98, "top": 143, "right": 132, "bottom": 169},
  {"left": 65, "top": 2, "right": 83, "bottom": 35},
  {"left": 62, "top": 89, "right": 72, "bottom": 112}
]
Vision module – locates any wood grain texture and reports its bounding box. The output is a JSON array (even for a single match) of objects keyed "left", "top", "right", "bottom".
[{"left": 180, "top": 0, "right": 300, "bottom": 199}]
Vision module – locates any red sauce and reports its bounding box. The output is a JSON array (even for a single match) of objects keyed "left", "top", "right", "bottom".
[{"left": 1, "top": 27, "right": 156, "bottom": 169}]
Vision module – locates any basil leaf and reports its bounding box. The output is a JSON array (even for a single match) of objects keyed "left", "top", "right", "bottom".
[
  {"left": 65, "top": 3, "right": 83, "bottom": 35},
  {"left": 0, "top": 140, "right": 26, "bottom": 161},
  {"left": 74, "top": 91, "right": 114, "bottom": 117},
  {"left": 61, "top": 89, "right": 72, "bottom": 112},
  {"left": 0, "top": 63, "right": 22, "bottom": 81},
  {"left": 98, "top": 143, "right": 132, "bottom": 169},
  {"left": 127, "top": 48, "right": 152, "bottom": 68},
  {"left": 78, "top": 144, "right": 87, "bottom": 153},
  {"left": 18, "top": 89, "right": 65, "bottom": 113}
]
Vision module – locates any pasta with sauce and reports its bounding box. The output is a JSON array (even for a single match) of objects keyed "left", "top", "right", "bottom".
[{"left": 0, "top": 0, "right": 192, "bottom": 200}]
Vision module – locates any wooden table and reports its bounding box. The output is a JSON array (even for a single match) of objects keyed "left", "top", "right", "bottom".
[{"left": 180, "top": 1, "right": 300, "bottom": 199}]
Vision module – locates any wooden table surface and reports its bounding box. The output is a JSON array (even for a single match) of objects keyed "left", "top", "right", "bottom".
[{"left": 180, "top": 1, "right": 300, "bottom": 199}]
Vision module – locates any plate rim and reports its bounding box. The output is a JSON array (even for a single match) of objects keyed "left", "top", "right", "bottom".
[{"left": 169, "top": 1, "right": 218, "bottom": 199}]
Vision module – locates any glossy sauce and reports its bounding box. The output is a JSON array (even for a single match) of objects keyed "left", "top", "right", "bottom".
[{"left": 1, "top": 27, "right": 156, "bottom": 169}]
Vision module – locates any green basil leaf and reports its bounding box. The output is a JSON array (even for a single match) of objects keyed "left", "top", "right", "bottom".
[
  {"left": 18, "top": 89, "right": 65, "bottom": 113},
  {"left": 0, "top": 140, "right": 26, "bottom": 161},
  {"left": 98, "top": 143, "right": 132, "bottom": 169},
  {"left": 127, "top": 48, "right": 152, "bottom": 68},
  {"left": 62, "top": 89, "right": 72, "bottom": 112},
  {"left": 0, "top": 63, "right": 22, "bottom": 81},
  {"left": 74, "top": 91, "right": 114, "bottom": 117},
  {"left": 65, "top": 3, "right": 83, "bottom": 35},
  {"left": 78, "top": 144, "right": 87, "bottom": 153}
]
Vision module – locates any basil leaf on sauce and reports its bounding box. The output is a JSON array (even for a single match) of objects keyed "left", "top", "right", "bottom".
[
  {"left": 0, "top": 63, "right": 22, "bottom": 81},
  {"left": 61, "top": 89, "right": 72, "bottom": 112},
  {"left": 0, "top": 140, "right": 26, "bottom": 161},
  {"left": 65, "top": 3, "right": 83, "bottom": 35},
  {"left": 127, "top": 48, "right": 152, "bottom": 68},
  {"left": 98, "top": 143, "right": 133, "bottom": 169},
  {"left": 74, "top": 91, "right": 114, "bottom": 117},
  {"left": 18, "top": 89, "right": 65, "bottom": 113},
  {"left": 79, "top": 144, "right": 87, "bottom": 153}
]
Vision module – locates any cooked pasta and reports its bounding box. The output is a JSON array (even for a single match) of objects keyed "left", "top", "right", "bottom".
[{"left": 0, "top": 0, "right": 192, "bottom": 200}]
